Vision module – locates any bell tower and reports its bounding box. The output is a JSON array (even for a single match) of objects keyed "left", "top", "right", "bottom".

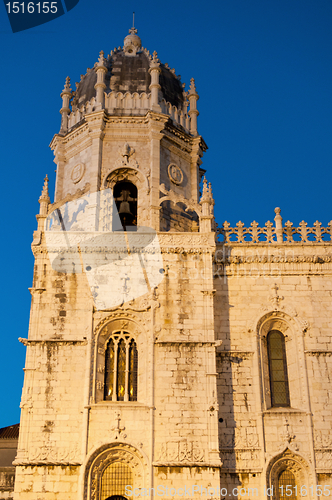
[{"left": 14, "top": 28, "right": 220, "bottom": 500}]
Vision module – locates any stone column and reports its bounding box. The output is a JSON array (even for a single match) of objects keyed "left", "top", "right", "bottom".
[
  {"left": 149, "top": 52, "right": 161, "bottom": 112},
  {"left": 148, "top": 113, "right": 168, "bottom": 231},
  {"left": 190, "top": 137, "right": 204, "bottom": 203},
  {"left": 94, "top": 51, "right": 107, "bottom": 110},
  {"left": 60, "top": 77, "right": 72, "bottom": 134},
  {"left": 188, "top": 78, "right": 199, "bottom": 136},
  {"left": 50, "top": 136, "right": 66, "bottom": 202}
]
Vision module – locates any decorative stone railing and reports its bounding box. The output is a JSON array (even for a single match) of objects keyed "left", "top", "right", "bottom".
[
  {"left": 105, "top": 91, "right": 151, "bottom": 115},
  {"left": 160, "top": 99, "right": 190, "bottom": 132},
  {"left": 67, "top": 93, "right": 190, "bottom": 132},
  {"left": 217, "top": 208, "right": 332, "bottom": 243},
  {"left": 68, "top": 97, "right": 98, "bottom": 128}
]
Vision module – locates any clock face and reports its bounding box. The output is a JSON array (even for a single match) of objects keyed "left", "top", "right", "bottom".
[{"left": 168, "top": 163, "right": 183, "bottom": 185}]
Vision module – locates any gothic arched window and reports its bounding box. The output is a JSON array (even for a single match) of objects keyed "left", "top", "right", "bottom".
[
  {"left": 278, "top": 469, "right": 297, "bottom": 499},
  {"left": 267, "top": 330, "right": 290, "bottom": 407},
  {"left": 113, "top": 181, "right": 137, "bottom": 230},
  {"left": 101, "top": 462, "right": 133, "bottom": 500},
  {"left": 104, "top": 332, "right": 138, "bottom": 402}
]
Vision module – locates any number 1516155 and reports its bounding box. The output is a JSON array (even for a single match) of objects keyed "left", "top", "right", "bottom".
[{"left": 5, "top": 2, "right": 58, "bottom": 13}]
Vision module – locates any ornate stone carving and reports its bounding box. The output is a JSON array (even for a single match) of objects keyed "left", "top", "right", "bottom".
[
  {"left": 266, "top": 448, "right": 313, "bottom": 493},
  {"left": 71, "top": 163, "right": 85, "bottom": 184},
  {"left": 84, "top": 443, "right": 148, "bottom": 500},
  {"left": 156, "top": 439, "right": 204, "bottom": 463},
  {"left": 167, "top": 163, "right": 183, "bottom": 185},
  {"left": 314, "top": 430, "right": 332, "bottom": 449},
  {"left": 269, "top": 283, "right": 284, "bottom": 309},
  {"left": 278, "top": 418, "right": 297, "bottom": 451},
  {"left": 28, "top": 442, "right": 81, "bottom": 465},
  {"left": 315, "top": 451, "right": 332, "bottom": 469},
  {"left": 159, "top": 183, "right": 202, "bottom": 217},
  {"left": 0, "top": 471, "right": 15, "bottom": 490},
  {"left": 219, "top": 426, "right": 259, "bottom": 449}
]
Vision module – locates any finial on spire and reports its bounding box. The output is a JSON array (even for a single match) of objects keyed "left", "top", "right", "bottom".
[
  {"left": 61, "top": 76, "right": 72, "bottom": 95},
  {"left": 129, "top": 11, "right": 137, "bottom": 35},
  {"left": 40, "top": 175, "right": 50, "bottom": 201},
  {"left": 189, "top": 78, "right": 197, "bottom": 93},
  {"left": 38, "top": 175, "right": 50, "bottom": 216},
  {"left": 124, "top": 15, "right": 141, "bottom": 55},
  {"left": 152, "top": 51, "right": 159, "bottom": 63},
  {"left": 98, "top": 50, "right": 105, "bottom": 65}
]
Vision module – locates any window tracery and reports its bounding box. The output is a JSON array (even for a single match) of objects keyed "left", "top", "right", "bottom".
[{"left": 104, "top": 331, "right": 138, "bottom": 402}]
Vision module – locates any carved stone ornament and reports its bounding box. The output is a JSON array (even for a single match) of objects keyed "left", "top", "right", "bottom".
[
  {"left": 168, "top": 163, "right": 183, "bottom": 185},
  {"left": 27, "top": 442, "right": 81, "bottom": 466},
  {"left": 71, "top": 163, "right": 85, "bottom": 184},
  {"left": 266, "top": 448, "right": 313, "bottom": 493},
  {"left": 155, "top": 439, "right": 204, "bottom": 464}
]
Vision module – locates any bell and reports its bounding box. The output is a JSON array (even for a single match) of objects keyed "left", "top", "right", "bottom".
[
  {"left": 118, "top": 201, "right": 132, "bottom": 216},
  {"left": 118, "top": 201, "right": 134, "bottom": 226}
]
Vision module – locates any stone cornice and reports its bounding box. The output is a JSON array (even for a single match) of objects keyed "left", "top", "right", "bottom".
[
  {"left": 217, "top": 350, "right": 254, "bottom": 358},
  {"left": 19, "top": 338, "right": 88, "bottom": 346},
  {"left": 13, "top": 460, "right": 81, "bottom": 466},
  {"left": 152, "top": 461, "right": 222, "bottom": 468},
  {"left": 155, "top": 341, "right": 219, "bottom": 346},
  {"left": 50, "top": 121, "right": 89, "bottom": 149},
  {"left": 305, "top": 350, "right": 332, "bottom": 356}
]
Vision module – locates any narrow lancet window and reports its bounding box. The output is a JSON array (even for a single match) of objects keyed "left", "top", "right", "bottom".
[
  {"left": 128, "top": 339, "right": 138, "bottom": 401},
  {"left": 104, "top": 333, "right": 138, "bottom": 402},
  {"left": 117, "top": 339, "right": 126, "bottom": 401},
  {"left": 267, "top": 330, "right": 290, "bottom": 407},
  {"left": 104, "top": 339, "right": 115, "bottom": 400}
]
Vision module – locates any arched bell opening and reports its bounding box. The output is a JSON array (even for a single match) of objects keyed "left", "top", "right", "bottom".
[{"left": 113, "top": 181, "right": 137, "bottom": 231}]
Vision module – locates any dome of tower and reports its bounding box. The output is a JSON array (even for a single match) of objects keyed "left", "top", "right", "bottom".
[{"left": 71, "top": 28, "right": 185, "bottom": 112}]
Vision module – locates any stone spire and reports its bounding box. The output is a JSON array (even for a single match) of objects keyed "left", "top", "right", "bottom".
[
  {"left": 60, "top": 77, "right": 72, "bottom": 134},
  {"left": 38, "top": 175, "right": 50, "bottom": 216},
  {"left": 199, "top": 177, "right": 214, "bottom": 233},
  {"left": 149, "top": 51, "right": 161, "bottom": 112},
  {"left": 94, "top": 50, "right": 107, "bottom": 109},
  {"left": 188, "top": 78, "right": 199, "bottom": 136}
]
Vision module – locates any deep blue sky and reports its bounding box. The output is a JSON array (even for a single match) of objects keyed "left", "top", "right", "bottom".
[{"left": 1, "top": 0, "right": 332, "bottom": 428}]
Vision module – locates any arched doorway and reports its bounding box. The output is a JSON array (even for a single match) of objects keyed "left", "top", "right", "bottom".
[{"left": 84, "top": 443, "right": 147, "bottom": 500}]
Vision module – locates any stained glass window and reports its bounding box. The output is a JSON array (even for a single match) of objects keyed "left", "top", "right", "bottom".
[
  {"left": 267, "top": 330, "right": 290, "bottom": 407},
  {"left": 128, "top": 339, "right": 138, "bottom": 401},
  {"left": 104, "top": 339, "right": 115, "bottom": 400},
  {"left": 117, "top": 339, "right": 126, "bottom": 401},
  {"left": 104, "top": 333, "right": 138, "bottom": 402}
]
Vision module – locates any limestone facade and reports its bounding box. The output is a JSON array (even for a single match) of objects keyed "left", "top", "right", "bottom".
[{"left": 12, "top": 27, "right": 332, "bottom": 500}]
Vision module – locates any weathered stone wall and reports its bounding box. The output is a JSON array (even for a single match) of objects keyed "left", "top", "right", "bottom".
[{"left": 214, "top": 242, "right": 332, "bottom": 498}]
